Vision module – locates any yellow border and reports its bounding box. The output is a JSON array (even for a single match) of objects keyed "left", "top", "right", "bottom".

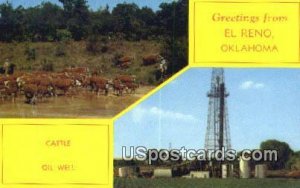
[
  {"left": 0, "top": 1, "right": 299, "bottom": 188},
  {"left": 0, "top": 119, "right": 113, "bottom": 188},
  {"left": 189, "top": 0, "right": 300, "bottom": 66}
]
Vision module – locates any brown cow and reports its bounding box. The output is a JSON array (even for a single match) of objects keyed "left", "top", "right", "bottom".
[
  {"left": 17, "top": 75, "right": 53, "bottom": 94},
  {"left": 112, "top": 79, "right": 125, "bottom": 96},
  {"left": 39, "top": 76, "right": 52, "bottom": 87},
  {"left": 52, "top": 78, "right": 74, "bottom": 96},
  {"left": 118, "top": 56, "right": 132, "bottom": 63},
  {"left": 0, "top": 77, "right": 7, "bottom": 92},
  {"left": 0, "top": 76, "right": 7, "bottom": 84},
  {"left": 90, "top": 76, "right": 109, "bottom": 96},
  {"left": 2, "top": 88, "right": 17, "bottom": 101},
  {"left": 142, "top": 54, "right": 160, "bottom": 66},
  {"left": 19, "top": 76, "right": 41, "bottom": 86},
  {"left": 22, "top": 81, "right": 53, "bottom": 104},
  {"left": 117, "top": 56, "right": 133, "bottom": 69},
  {"left": 69, "top": 73, "right": 86, "bottom": 88},
  {"left": 116, "top": 75, "right": 136, "bottom": 83},
  {"left": 52, "top": 73, "right": 70, "bottom": 79},
  {"left": 0, "top": 76, "right": 18, "bottom": 100},
  {"left": 82, "top": 77, "right": 91, "bottom": 88},
  {"left": 4, "top": 78, "right": 19, "bottom": 97},
  {"left": 124, "top": 82, "right": 139, "bottom": 94}
]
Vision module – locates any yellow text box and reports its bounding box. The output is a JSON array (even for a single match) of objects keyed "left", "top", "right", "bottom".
[
  {"left": 2, "top": 122, "right": 110, "bottom": 185},
  {"left": 191, "top": 2, "right": 300, "bottom": 64}
]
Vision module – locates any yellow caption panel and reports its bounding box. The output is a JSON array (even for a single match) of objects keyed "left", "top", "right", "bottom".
[
  {"left": 0, "top": 119, "right": 112, "bottom": 188},
  {"left": 190, "top": 1, "right": 300, "bottom": 64}
]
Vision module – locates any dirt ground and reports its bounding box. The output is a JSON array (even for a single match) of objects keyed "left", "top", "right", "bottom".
[{"left": 0, "top": 86, "right": 154, "bottom": 118}]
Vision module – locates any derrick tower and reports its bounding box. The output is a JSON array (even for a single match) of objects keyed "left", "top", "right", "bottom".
[{"left": 205, "top": 68, "right": 231, "bottom": 151}]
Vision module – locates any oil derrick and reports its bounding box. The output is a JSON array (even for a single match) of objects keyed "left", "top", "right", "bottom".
[
  {"left": 205, "top": 68, "right": 231, "bottom": 152},
  {"left": 204, "top": 68, "right": 232, "bottom": 178}
]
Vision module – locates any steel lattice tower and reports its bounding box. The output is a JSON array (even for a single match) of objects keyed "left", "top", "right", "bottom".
[{"left": 205, "top": 68, "right": 231, "bottom": 151}]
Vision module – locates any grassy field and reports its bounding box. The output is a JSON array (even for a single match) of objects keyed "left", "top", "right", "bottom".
[
  {"left": 114, "top": 178, "right": 300, "bottom": 188},
  {"left": 0, "top": 40, "right": 162, "bottom": 84}
]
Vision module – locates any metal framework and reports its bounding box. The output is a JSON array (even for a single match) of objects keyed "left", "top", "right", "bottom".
[{"left": 205, "top": 68, "right": 231, "bottom": 151}]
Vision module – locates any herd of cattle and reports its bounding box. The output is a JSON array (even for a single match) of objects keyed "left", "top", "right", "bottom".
[{"left": 0, "top": 67, "right": 139, "bottom": 104}]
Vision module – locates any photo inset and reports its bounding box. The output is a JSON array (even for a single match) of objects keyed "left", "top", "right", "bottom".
[
  {"left": 114, "top": 68, "right": 300, "bottom": 187},
  {"left": 0, "top": 0, "right": 187, "bottom": 118}
]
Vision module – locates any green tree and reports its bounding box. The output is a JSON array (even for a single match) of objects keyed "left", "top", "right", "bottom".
[
  {"left": 287, "top": 151, "right": 300, "bottom": 170},
  {"left": 0, "top": 3, "right": 25, "bottom": 42},
  {"left": 25, "top": 2, "right": 63, "bottom": 41},
  {"left": 112, "top": 3, "right": 142, "bottom": 40},
  {"left": 157, "top": 0, "right": 188, "bottom": 37},
  {"left": 90, "top": 5, "right": 114, "bottom": 35},
  {"left": 260, "top": 140, "right": 293, "bottom": 170},
  {"left": 56, "top": 29, "right": 72, "bottom": 41},
  {"left": 137, "top": 7, "right": 158, "bottom": 39},
  {"left": 59, "top": 0, "right": 90, "bottom": 40},
  {"left": 159, "top": 0, "right": 188, "bottom": 75},
  {"left": 39, "top": 2, "right": 63, "bottom": 40}
]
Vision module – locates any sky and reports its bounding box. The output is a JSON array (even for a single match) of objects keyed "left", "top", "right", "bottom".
[
  {"left": 114, "top": 68, "right": 300, "bottom": 157},
  {"left": 0, "top": 0, "right": 169, "bottom": 11}
]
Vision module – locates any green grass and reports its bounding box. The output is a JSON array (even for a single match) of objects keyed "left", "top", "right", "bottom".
[{"left": 114, "top": 178, "right": 300, "bottom": 188}]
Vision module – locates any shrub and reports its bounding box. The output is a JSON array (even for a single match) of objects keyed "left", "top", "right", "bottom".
[
  {"left": 86, "top": 35, "right": 100, "bottom": 54},
  {"left": 56, "top": 29, "right": 72, "bottom": 42},
  {"left": 86, "top": 35, "right": 109, "bottom": 54}
]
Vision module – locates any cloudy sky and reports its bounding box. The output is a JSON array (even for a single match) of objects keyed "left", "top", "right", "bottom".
[
  {"left": 1, "top": 0, "right": 168, "bottom": 11},
  {"left": 114, "top": 68, "right": 300, "bottom": 157}
]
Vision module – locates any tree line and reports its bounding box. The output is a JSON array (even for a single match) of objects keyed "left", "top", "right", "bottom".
[
  {"left": 0, "top": 0, "right": 187, "bottom": 42},
  {"left": 115, "top": 139, "right": 300, "bottom": 172}
]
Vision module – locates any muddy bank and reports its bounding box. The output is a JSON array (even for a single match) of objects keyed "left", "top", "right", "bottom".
[{"left": 0, "top": 86, "right": 154, "bottom": 118}]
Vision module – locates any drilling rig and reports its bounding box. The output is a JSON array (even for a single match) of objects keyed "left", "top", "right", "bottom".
[{"left": 205, "top": 68, "right": 232, "bottom": 178}]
